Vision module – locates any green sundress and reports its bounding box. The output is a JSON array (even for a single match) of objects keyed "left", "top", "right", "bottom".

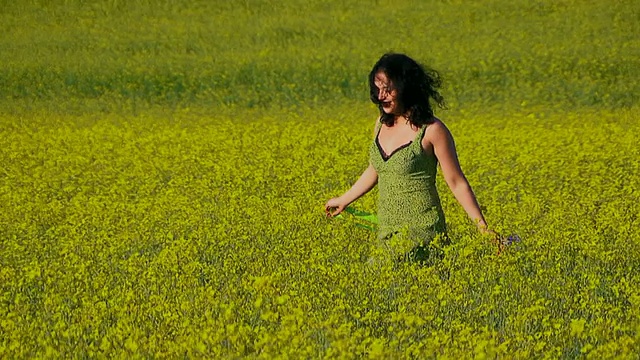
[{"left": 369, "top": 120, "right": 447, "bottom": 261}]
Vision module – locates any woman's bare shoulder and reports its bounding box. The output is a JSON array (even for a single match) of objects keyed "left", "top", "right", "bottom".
[
  {"left": 430, "top": 117, "right": 448, "bottom": 130},
  {"left": 423, "top": 117, "right": 451, "bottom": 144}
]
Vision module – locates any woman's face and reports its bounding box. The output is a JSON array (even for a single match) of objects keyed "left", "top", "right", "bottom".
[{"left": 374, "top": 71, "right": 401, "bottom": 115}]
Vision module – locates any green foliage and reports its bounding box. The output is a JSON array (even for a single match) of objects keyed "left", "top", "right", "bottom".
[
  {"left": 1, "top": 0, "right": 640, "bottom": 358},
  {"left": 2, "top": 106, "right": 639, "bottom": 358},
  {"left": 1, "top": 0, "right": 639, "bottom": 113}
]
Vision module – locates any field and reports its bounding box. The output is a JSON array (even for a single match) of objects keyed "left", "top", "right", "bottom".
[{"left": 1, "top": 0, "right": 640, "bottom": 358}]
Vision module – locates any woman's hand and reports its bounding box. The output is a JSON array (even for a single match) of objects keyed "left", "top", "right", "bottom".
[
  {"left": 325, "top": 197, "right": 348, "bottom": 217},
  {"left": 479, "top": 226, "right": 506, "bottom": 254}
]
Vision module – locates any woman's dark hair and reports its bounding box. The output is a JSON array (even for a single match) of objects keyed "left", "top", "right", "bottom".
[{"left": 369, "top": 53, "right": 446, "bottom": 127}]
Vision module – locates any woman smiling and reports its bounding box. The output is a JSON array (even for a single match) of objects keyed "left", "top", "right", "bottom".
[{"left": 325, "top": 53, "right": 494, "bottom": 262}]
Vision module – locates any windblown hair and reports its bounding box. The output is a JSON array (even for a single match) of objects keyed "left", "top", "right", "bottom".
[{"left": 369, "top": 53, "right": 447, "bottom": 127}]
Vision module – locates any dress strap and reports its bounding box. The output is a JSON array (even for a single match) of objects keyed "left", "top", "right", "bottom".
[
  {"left": 373, "top": 117, "right": 384, "bottom": 139},
  {"left": 417, "top": 123, "right": 428, "bottom": 141}
]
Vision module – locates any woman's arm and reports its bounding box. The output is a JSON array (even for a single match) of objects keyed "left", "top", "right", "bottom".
[
  {"left": 324, "top": 164, "right": 378, "bottom": 216},
  {"left": 342, "top": 164, "right": 378, "bottom": 204},
  {"left": 325, "top": 163, "right": 378, "bottom": 217},
  {"left": 427, "top": 121, "right": 489, "bottom": 232},
  {"left": 325, "top": 120, "right": 381, "bottom": 217}
]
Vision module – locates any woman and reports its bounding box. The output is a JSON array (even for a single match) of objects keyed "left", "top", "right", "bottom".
[{"left": 325, "top": 53, "right": 493, "bottom": 263}]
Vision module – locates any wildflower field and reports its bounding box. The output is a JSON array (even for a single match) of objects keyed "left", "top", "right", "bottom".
[{"left": 1, "top": 0, "right": 640, "bottom": 358}]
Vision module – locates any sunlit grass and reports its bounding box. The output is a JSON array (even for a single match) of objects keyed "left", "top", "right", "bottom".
[
  {"left": 1, "top": 0, "right": 639, "bottom": 114},
  {"left": 1, "top": 0, "right": 640, "bottom": 357}
]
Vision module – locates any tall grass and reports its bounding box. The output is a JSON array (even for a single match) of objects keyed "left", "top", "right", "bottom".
[
  {"left": 1, "top": 0, "right": 639, "bottom": 114},
  {"left": 2, "top": 0, "right": 640, "bottom": 358}
]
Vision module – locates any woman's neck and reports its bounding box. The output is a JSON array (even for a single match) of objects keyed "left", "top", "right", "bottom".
[{"left": 393, "top": 113, "right": 410, "bottom": 125}]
